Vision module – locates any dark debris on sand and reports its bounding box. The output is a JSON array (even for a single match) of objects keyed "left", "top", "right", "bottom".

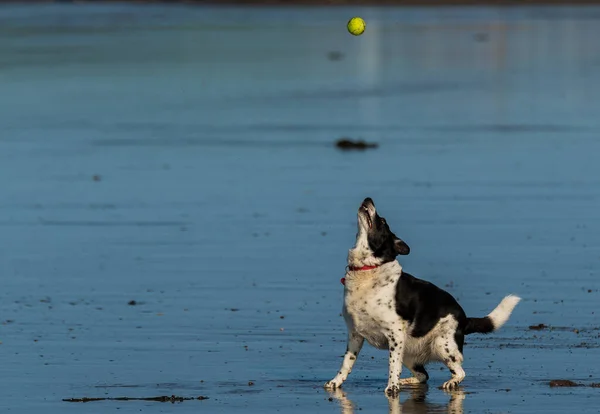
[
  {"left": 549, "top": 379, "right": 580, "bottom": 387},
  {"left": 63, "top": 395, "right": 208, "bottom": 403},
  {"left": 335, "top": 139, "right": 378, "bottom": 151},
  {"left": 549, "top": 380, "right": 600, "bottom": 388}
]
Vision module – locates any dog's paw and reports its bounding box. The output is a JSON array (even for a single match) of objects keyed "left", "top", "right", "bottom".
[
  {"left": 324, "top": 380, "right": 341, "bottom": 390},
  {"left": 440, "top": 379, "right": 461, "bottom": 390},
  {"left": 398, "top": 377, "right": 423, "bottom": 386},
  {"left": 384, "top": 383, "right": 400, "bottom": 397}
]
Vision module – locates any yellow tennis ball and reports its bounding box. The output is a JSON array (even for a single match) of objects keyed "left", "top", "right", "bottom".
[{"left": 347, "top": 17, "right": 366, "bottom": 36}]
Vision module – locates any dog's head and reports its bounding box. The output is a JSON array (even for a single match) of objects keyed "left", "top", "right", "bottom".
[{"left": 349, "top": 197, "right": 410, "bottom": 267}]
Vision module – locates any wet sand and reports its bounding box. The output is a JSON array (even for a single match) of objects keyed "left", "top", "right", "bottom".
[
  {"left": 5, "top": 0, "right": 600, "bottom": 5},
  {"left": 1, "top": 3, "right": 600, "bottom": 413}
]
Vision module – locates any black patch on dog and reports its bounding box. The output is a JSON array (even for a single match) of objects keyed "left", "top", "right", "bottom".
[
  {"left": 394, "top": 272, "right": 468, "bottom": 338},
  {"left": 454, "top": 331, "right": 465, "bottom": 353}
]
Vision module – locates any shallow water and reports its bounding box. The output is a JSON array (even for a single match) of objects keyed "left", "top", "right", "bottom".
[{"left": 1, "top": 3, "right": 600, "bottom": 413}]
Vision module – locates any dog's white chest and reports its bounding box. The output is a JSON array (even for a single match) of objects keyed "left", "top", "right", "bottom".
[{"left": 343, "top": 264, "right": 402, "bottom": 349}]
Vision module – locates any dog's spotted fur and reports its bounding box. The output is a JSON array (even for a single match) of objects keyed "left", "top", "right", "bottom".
[{"left": 324, "top": 198, "right": 521, "bottom": 396}]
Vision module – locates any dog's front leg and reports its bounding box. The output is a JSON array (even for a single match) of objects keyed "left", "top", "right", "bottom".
[
  {"left": 324, "top": 330, "right": 364, "bottom": 390},
  {"left": 384, "top": 327, "right": 406, "bottom": 397}
]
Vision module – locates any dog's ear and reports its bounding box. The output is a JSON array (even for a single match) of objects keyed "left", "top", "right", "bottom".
[{"left": 394, "top": 238, "right": 410, "bottom": 255}]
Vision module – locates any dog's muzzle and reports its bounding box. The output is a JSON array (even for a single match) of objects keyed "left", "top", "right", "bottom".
[{"left": 359, "top": 198, "right": 375, "bottom": 229}]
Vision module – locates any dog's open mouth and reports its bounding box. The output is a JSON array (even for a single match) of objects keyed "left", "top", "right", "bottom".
[{"left": 361, "top": 205, "right": 373, "bottom": 229}]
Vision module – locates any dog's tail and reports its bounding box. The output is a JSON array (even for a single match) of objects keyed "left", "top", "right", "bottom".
[{"left": 464, "top": 295, "right": 521, "bottom": 335}]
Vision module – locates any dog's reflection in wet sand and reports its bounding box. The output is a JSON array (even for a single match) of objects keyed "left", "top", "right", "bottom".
[{"left": 328, "top": 386, "right": 465, "bottom": 414}]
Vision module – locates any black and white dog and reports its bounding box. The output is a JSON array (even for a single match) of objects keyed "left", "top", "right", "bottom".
[{"left": 324, "top": 198, "right": 521, "bottom": 396}]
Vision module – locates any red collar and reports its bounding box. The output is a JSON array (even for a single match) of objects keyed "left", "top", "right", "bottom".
[
  {"left": 340, "top": 265, "right": 380, "bottom": 285},
  {"left": 348, "top": 265, "right": 380, "bottom": 272}
]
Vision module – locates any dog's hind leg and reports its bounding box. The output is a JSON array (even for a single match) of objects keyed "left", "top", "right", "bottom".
[
  {"left": 324, "top": 331, "right": 364, "bottom": 389},
  {"left": 398, "top": 358, "right": 429, "bottom": 385},
  {"left": 435, "top": 333, "right": 465, "bottom": 390},
  {"left": 441, "top": 358, "right": 465, "bottom": 390}
]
